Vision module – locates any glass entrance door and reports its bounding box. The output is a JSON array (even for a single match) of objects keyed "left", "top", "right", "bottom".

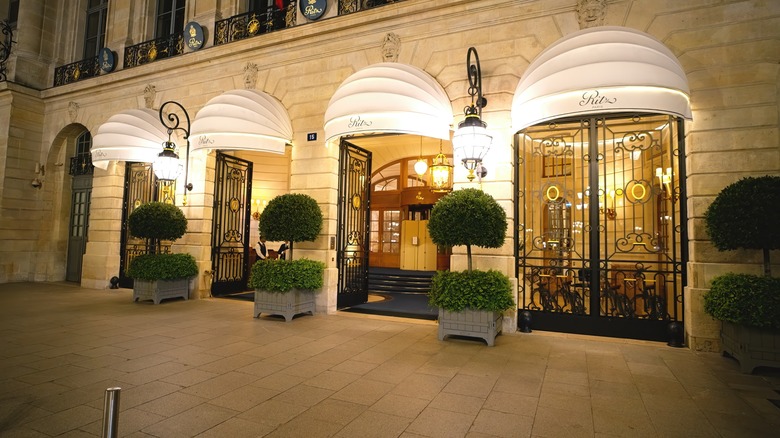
[{"left": 516, "top": 114, "right": 686, "bottom": 341}]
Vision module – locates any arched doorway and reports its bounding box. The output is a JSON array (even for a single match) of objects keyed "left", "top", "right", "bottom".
[
  {"left": 324, "top": 62, "right": 454, "bottom": 312},
  {"left": 512, "top": 27, "right": 691, "bottom": 341},
  {"left": 65, "top": 131, "right": 95, "bottom": 282},
  {"left": 516, "top": 113, "right": 686, "bottom": 341}
]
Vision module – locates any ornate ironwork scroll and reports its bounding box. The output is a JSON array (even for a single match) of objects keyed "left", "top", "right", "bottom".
[
  {"left": 339, "top": 0, "right": 401, "bottom": 15},
  {"left": 124, "top": 33, "right": 184, "bottom": 68},
  {"left": 54, "top": 57, "right": 101, "bottom": 87},
  {"left": 119, "top": 163, "right": 174, "bottom": 288},
  {"left": 211, "top": 152, "right": 252, "bottom": 296},
  {"left": 337, "top": 140, "right": 371, "bottom": 308},
  {"left": 516, "top": 114, "right": 686, "bottom": 341},
  {"left": 0, "top": 20, "right": 15, "bottom": 82},
  {"left": 213, "top": 7, "right": 289, "bottom": 46},
  {"left": 69, "top": 154, "right": 95, "bottom": 176}
]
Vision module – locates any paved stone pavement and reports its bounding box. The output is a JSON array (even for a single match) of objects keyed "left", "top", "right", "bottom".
[{"left": 1, "top": 282, "right": 778, "bottom": 437}]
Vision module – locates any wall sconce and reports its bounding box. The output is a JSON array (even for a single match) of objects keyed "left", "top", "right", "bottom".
[
  {"left": 452, "top": 47, "right": 492, "bottom": 182},
  {"left": 251, "top": 199, "right": 266, "bottom": 221},
  {"left": 154, "top": 101, "right": 193, "bottom": 204},
  {"left": 429, "top": 140, "right": 452, "bottom": 193},
  {"left": 599, "top": 189, "right": 617, "bottom": 220},
  {"left": 656, "top": 166, "right": 674, "bottom": 199},
  {"left": 31, "top": 162, "right": 44, "bottom": 188},
  {"left": 575, "top": 192, "right": 589, "bottom": 210}
]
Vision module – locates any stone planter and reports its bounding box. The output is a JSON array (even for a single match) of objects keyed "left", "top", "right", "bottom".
[
  {"left": 721, "top": 320, "right": 780, "bottom": 374},
  {"left": 133, "top": 279, "right": 189, "bottom": 304},
  {"left": 254, "top": 289, "right": 315, "bottom": 322},
  {"left": 438, "top": 308, "right": 502, "bottom": 346}
]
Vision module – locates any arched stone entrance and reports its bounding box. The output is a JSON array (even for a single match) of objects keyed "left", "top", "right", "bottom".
[{"left": 512, "top": 27, "right": 692, "bottom": 342}]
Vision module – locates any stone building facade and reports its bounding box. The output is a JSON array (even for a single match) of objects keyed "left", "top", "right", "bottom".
[{"left": 0, "top": 0, "right": 777, "bottom": 352}]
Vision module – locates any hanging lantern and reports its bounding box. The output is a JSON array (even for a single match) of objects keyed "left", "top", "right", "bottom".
[
  {"left": 429, "top": 141, "right": 453, "bottom": 193},
  {"left": 153, "top": 141, "right": 182, "bottom": 181},
  {"left": 414, "top": 136, "right": 428, "bottom": 176},
  {"left": 452, "top": 47, "right": 492, "bottom": 181}
]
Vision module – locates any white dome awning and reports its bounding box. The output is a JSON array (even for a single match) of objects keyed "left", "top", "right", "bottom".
[
  {"left": 189, "top": 89, "right": 292, "bottom": 154},
  {"left": 512, "top": 26, "right": 692, "bottom": 131},
  {"left": 91, "top": 108, "right": 168, "bottom": 170},
  {"left": 324, "top": 63, "right": 453, "bottom": 143}
]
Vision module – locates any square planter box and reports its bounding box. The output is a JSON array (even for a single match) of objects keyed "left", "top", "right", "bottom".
[
  {"left": 133, "top": 279, "right": 189, "bottom": 304},
  {"left": 438, "top": 308, "right": 503, "bottom": 346},
  {"left": 721, "top": 320, "right": 780, "bottom": 374},
  {"left": 254, "top": 289, "right": 315, "bottom": 322}
]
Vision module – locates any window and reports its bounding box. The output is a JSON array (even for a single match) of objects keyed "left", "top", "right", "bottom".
[
  {"left": 156, "top": 0, "right": 186, "bottom": 37},
  {"left": 84, "top": 0, "right": 108, "bottom": 58},
  {"left": 250, "top": 0, "right": 287, "bottom": 12},
  {"left": 382, "top": 210, "right": 400, "bottom": 253},
  {"left": 248, "top": 0, "right": 266, "bottom": 13},
  {"left": 6, "top": 0, "right": 18, "bottom": 27},
  {"left": 542, "top": 153, "right": 573, "bottom": 178},
  {"left": 70, "top": 131, "right": 95, "bottom": 176}
]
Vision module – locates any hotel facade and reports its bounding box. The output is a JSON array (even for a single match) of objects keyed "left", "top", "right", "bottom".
[{"left": 0, "top": 0, "right": 778, "bottom": 352}]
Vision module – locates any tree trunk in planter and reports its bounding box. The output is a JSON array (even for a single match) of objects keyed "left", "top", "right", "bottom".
[
  {"left": 254, "top": 289, "right": 315, "bottom": 322},
  {"left": 721, "top": 321, "right": 780, "bottom": 373},
  {"left": 438, "top": 308, "right": 502, "bottom": 346},
  {"left": 133, "top": 279, "right": 189, "bottom": 304}
]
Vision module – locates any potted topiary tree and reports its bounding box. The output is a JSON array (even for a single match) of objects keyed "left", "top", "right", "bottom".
[
  {"left": 703, "top": 175, "right": 780, "bottom": 373},
  {"left": 127, "top": 201, "right": 198, "bottom": 304},
  {"left": 427, "top": 188, "right": 514, "bottom": 346},
  {"left": 250, "top": 193, "right": 324, "bottom": 321}
]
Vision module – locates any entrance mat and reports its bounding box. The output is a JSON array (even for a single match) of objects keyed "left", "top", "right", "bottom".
[
  {"left": 343, "top": 292, "right": 438, "bottom": 321},
  {"left": 221, "top": 291, "right": 254, "bottom": 302},
  {"left": 220, "top": 290, "right": 438, "bottom": 321}
]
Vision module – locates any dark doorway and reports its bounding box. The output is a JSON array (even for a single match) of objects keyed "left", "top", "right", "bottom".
[{"left": 66, "top": 131, "right": 94, "bottom": 282}]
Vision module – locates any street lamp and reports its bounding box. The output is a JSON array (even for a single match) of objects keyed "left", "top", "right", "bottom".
[
  {"left": 155, "top": 100, "right": 193, "bottom": 203},
  {"left": 452, "top": 47, "right": 492, "bottom": 182}
]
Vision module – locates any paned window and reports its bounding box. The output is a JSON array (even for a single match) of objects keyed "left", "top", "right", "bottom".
[
  {"left": 84, "top": 0, "right": 108, "bottom": 57},
  {"left": 156, "top": 0, "right": 186, "bottom": 37}
]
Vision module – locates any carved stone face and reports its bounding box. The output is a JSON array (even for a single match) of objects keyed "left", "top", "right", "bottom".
[
  {"left": 577, "top": 0, "right": 606, "bottom": 28},
  {"left": 381, "top": 33, "right": 400, "bottom": 62}
]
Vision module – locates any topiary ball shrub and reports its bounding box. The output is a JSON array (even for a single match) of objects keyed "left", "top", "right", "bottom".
[
  {"left": 427, "top": 188, "right": 507, "bottom": 271},
  {"left": 259, "top": 194, "right": 323, "bottom": 261},
  {"left": 249, "top": 258, "right": 325, "bottom": 292},
  {"left": 704, "top": 175, "right": 780, "bottom": 276},
  {"left": 128, "top": 201, "right": 188, "bottom": 241},
  {"left": 703, "top": 273, "right": 780, "bottom": 329},
  {"left": 429, "top": 270, "right": 515, "bottom": 312},
  {"left": 127, "top": 253, "right": 198, "bottom": 281}
]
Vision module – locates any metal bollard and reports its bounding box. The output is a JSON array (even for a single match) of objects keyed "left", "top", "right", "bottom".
[{"left": 101, "top": 387, "right": 121, "bottom": 438}]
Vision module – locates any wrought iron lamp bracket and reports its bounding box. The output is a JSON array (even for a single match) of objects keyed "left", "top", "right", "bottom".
[{"left": 158, "top": 101, "right": 193, "bottom": 197}]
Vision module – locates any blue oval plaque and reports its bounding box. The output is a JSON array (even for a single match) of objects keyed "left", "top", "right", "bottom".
[
  {"left": 99, "top": 48, "right": 115, "bottom": 73},
  {"left": 300, "top": 0, "right": 327, "bottom": 21},
  {"left": 185, "top": 21, "right": 204, "bottom": 51}
]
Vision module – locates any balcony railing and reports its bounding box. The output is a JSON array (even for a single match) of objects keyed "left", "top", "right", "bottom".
[
  {"left": 214, "top": 7, "right": 291, "bottom": 46},
  {"left": 69, "top": 154, "right": 95, "bottom": 176},
  {"left": 53, "top": 56, "right": 101, "bottom": 87},
  {"left": 124, "top": 33, "right": 184, "bottom": 68},
  {"left": 339, "top": 0, "right": 403, "bottom": 15}
]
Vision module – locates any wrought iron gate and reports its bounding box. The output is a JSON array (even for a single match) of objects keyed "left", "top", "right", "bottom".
[
  {"left": 337, "top": 140, "right": 372, "bottom": 308},
  {"left": 119, "top": 162, "right": 175, "bottom": 288},
  {"left": 211, "top": 152, "right": 253, "bottom": 296},
  {"left": 516, "top": 114, "right": 686, "bottom": 341}
]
